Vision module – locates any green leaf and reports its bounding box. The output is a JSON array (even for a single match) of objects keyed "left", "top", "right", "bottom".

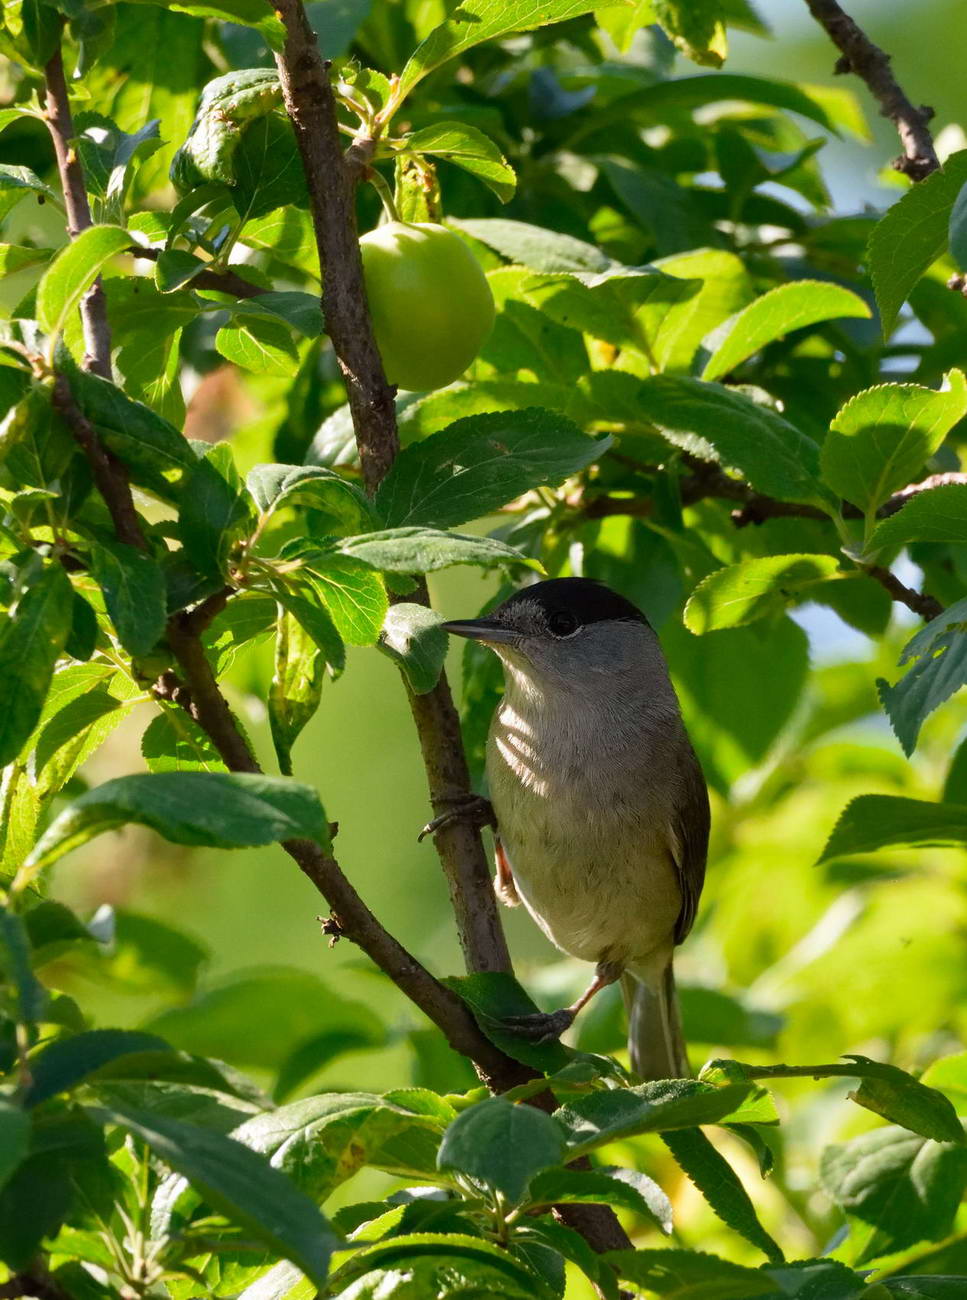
[
  {"left": 141, "top": 711, "right": 227, "bottom": 772},
  {"left": 445, "top": 971, "right": 569, "bottom": 1072},
  {"left": 378, "top": 603, "right": 448, "bottom": 694},
  {"left": 555, "top": 1079, "right": 755, "bottom": 1158},
  {"left": 154, "top": 247, "right": 207, "bottom": 292},
  {"left": 269, "top": 609, "right": 325, "bottom": 776},
  {"left": 521, "top": 263, "right": 697, "bottom": 350},
  {"left": 31, "top": 686, "right": 134, "bottom": 801},
  {"left": 401, "top": 123, "right": 516, "bottom": 202},
  {"left": 145, "top": 969, "right": 382, "bottom": 1075},
  {"left": 231, "top": 1091, "right": 450, "bottom": 1199},
  {"left": 685, "top": 555, "right": 841, "bottom": 632},
  {"left": 179, "top": 442, "right": 258, "bottom": 578},
  {"left": 451, "top": 218, "right": 611, "bottom": 273},
  {"left": 868, "top": 150, "right": 967, "bottom": 334},
  {"left": 0, "top": 564, "right": 74, "bottom": 767},
  {"left": 246, "top": 463, "right": 374, "bottom": 535},
  {"left": 69, "top": 369, "right": 196, "bottom": 500},
  {"left": 950, "top": 181, "right": 967, "bottom": 271},
  {"left": 821, "top": 371, "right": 967, "bottom": 516},
  {"left": 885, "top": 1282, "right": 967, "bottom": 1299},
  {"left": 229, "top": 291, "right": 323, "bottom": 338},
  {"left": 652, "top": 0, "right": 727, "bottom": 66},
  {"left": 662, "top": 1127, "right": 784, "bottom": 1262},
  {"left": 820, "top": 1126, "right": 967, "bottom": 1263},
  {"left": 169, "top": 67, "right": 283, "bottom": 190},
  {"left": 605, "top": 1248, "right": 780, "bottom": 1298},
  {"left": 701, "top": 281, "right": 871, "bottom": 381},
  {"left": 216, "top": 315, "right": 300, "bottom": 377},
  {"left": 878, "top": 608, "right": 967, "bottom": 756},
  {"left": 91, "top": 540, "right": 167, "bottom": 657},
  {"left": 376, "top": 408, "right": 609, "bottom": 528},
  {"left": 0, "top": 164, "right": 59, "bottom": 220},
  {"left": 232, "top": 112, "right": 307, "bottom": 222},
  {"left": 818, "top": 794, "right": 967, "bottom": 863},
  {"left": 127, "top": 0, "right": 285, "bottom": 49},
  {"left": 269, "top": 581, "right": 346, "bottom": 671},
  {"left": 90, "top": 1101, "right": 336, "bottom": 1284},
  {"left": 527, "top": 1166, "right": 673, "bottom": 1232},
  {"left": 0, "top": 1101, "right": 29, "bottom": 1194},
  {"left": 841, "top": 1055, "right": 965, "bottom": 1145},
  {"left": 0, "top": 244, "right": 53, "bottom": 276},
  {"left": 0, "top": 907, "right": 48, "bottom": 1023},
  {"left": 24, "top": 1029, "right": 171, "bottom": 1107},
  {"left": 340, "top": 527, "right": 541, "bottom": 576},
  {"left": 567, "top": 73, "right": 867, "bottom": 147},
  {"left": 36, "top": 225, "right": 131, "bottom": 345},
  {"left": 395, "top": 1, "right": 615, "bottom": 105},
  {"left": 291, "top": 551, "right": 388, "bottom": 646},
  {"left": 437, "top": 1097, "right": 566, "bottom": 1203},
  {"left": 26, "top": 772, "right": 331, "bottom": 874},
  {"left": 327, "top": 1233, "right": 552, "bottom": 1300},
  {"left": 868, "top": 483, "right": 967, "bottom": 550},
  {"left": 635, "top": 376, "right": 824, "bottom": 506}
]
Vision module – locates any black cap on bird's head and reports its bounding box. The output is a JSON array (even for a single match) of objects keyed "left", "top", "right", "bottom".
[{"left": 443, "top": 577, "right": 649, "bottom": 647}]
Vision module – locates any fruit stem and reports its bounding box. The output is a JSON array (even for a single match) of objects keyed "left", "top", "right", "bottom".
[{"left": 367, "top": 167, "right": 400, "bottom": 223}]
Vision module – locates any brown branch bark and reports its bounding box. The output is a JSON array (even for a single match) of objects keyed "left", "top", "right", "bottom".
[
  {"left": 863, "top": 564, "right": 944, "bottom": 621},
  {"left": 50, "top": 375, "right": 147, "bottom": 551},
  {"left": 272, "top": 0, "right": 397, "bottom": 494},
  {"left": 43, "top": 48, "right": 112, "bottom": 378},
  {"left": 803, "top": 0, "right": 939, "bottom": 180},
  {"left": 272, "top": 0, "right": 512, "bottom": 976}
]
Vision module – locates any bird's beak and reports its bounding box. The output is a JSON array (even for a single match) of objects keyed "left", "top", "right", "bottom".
[{"left": 442, "top": 618, "right": 517, "bottom": 645}]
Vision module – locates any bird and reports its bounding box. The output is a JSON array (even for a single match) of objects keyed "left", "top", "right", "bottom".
[{"left": 443, "top": 576, "right": 709, "bottom": 1081}]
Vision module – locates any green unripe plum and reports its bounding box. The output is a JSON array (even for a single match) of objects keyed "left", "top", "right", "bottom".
[{"left": 359, "top": 221, "right": 495, "bottom": 392}]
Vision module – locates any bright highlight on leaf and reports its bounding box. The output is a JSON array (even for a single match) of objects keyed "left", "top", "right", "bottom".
[
  {"left": 701, "top": 280, "right": 871, "bottom": 381},
  {"left": 25, "top": 771, "right": 332, "bottom": 874},
  {"left": 36, "top": 224, "right": 131, "bottom": 346}
]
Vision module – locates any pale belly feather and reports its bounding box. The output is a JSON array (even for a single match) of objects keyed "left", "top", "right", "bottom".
[{"left": 487, "top": 704, "right": 682, "bottom": 969}]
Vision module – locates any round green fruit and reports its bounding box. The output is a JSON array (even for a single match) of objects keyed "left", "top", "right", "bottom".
[{"left": 359, "top": 221, "right": 495, "bottom": 392}]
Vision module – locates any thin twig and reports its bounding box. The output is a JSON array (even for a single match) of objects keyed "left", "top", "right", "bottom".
[
  {"left": 864, "top": 564, "right": 943, "bottom": 621},
  {"left": 803, "top": 0, "right": 939, "bottom": 180},
  {"left": 128, "top": 246, "right": 269, "bottom": 300},
  {"left": 43, "top": 47, "right": 112, "bottom": 377},
  {"left": 50, "top": 375, "right": 147, "bottom": 551}
]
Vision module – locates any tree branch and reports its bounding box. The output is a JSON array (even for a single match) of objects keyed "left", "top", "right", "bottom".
[
  {"left": 272, "top": 0, "right": 512, "bottom": 977},
  {"left": 271, "top": 0, "right": 397, "bottom": 494},
  {"left": 50, "top": 375, "right": 147, "bottom": 551},
  {"left": 863, "top": 564, "right": 944, "bottom": 621},
  {"left": 43, "top": 47, "right": 112, "bottom": 377},
  {"left": 127, "top": 245, "right": 269, "bottom": 300},
  {"left": 803, "top": 0, "right": 939, "bottom": 180}
]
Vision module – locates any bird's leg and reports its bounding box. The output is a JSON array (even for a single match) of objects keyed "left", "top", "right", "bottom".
[
  {"left": 494, "top": 837, "right": 520, "bottom": 907},
  {"left": 417, "top": 793, "right": 496, "bottom": 842},
  {"left": 503, "top": 960, "right": 623, "bottom": 1043}
]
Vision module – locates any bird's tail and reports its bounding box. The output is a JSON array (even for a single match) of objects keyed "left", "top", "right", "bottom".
[{"left": 621, "top": 960, "right": 690, "bottom": 1081}]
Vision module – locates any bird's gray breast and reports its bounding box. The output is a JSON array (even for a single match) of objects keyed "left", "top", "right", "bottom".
[{"left": 486, "top": 666, "right": 686, "bottom": 969}]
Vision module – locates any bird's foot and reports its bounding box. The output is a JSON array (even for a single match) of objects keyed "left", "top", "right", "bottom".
[
  {"left": 418, "top": 793, "right": 496, "bottom": 842},
  {"left": 502, "top": 1008, "right": 575, "bottom": 1043}
]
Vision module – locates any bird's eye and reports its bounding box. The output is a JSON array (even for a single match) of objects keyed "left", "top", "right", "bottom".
[{"left": 548, "top": 609, "right": 578, "bottom": 637}]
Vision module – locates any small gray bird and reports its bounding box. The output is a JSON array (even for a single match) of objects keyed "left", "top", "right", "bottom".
[{"left": 444, "top": 577, "right": 709, "bottom": 1080}]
